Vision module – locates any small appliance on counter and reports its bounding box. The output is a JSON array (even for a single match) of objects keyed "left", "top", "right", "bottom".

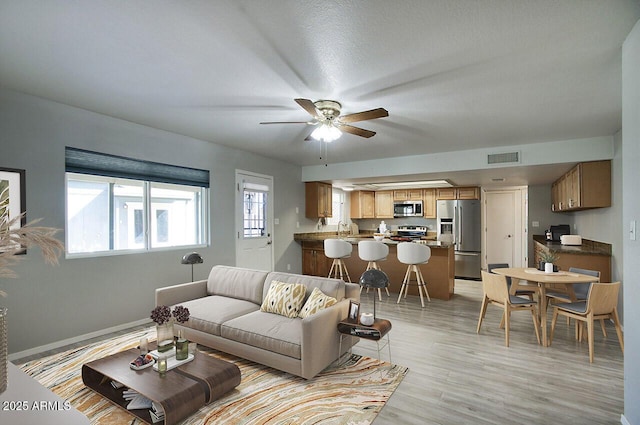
[
  {"left": 549, "top": 224, "right": 571, "bottom": 242},
  {"left": 560, "top": 235, "right": 582, "bottom": 245}
]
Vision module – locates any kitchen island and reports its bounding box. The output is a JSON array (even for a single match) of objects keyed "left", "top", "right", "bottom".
[{"left": 294, "top": 233, "right": 455, "bottom": 300}]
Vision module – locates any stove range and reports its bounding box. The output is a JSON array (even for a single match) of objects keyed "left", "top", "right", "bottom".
[{"left": 396, "top": 225, "right": 428, "bottom": 240}]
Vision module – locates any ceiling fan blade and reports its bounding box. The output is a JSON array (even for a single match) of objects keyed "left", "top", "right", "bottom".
[
  {"left": 336, "top": 124, "right": 376, "bottom": 138},
  {"left": 294, "top": 98, "right": 321, "bottom": 118},
  {"left": 259, "top": 121, "right": 315, "bottom": 125},
  {"left": 338, "top": 108, "right": 389, "bottom": 123}
]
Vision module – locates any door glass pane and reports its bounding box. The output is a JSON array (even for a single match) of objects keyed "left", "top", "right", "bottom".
[{"left": 243, "top": 190, "right": 267, "bottom": 238}]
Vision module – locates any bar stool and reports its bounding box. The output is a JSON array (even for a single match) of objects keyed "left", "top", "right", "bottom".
[
  {"left": 358, "top": 240, "right": 390, "bottom": 300},
  {"left": 324, "top": 239, "right": 352, "bottom": 282},
  {"left": 397, "top": 242, "right": 431, "bottom": 307}
]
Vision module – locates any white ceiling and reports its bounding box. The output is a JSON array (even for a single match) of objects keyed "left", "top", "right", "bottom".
[{"left": 1, "top": 1, "right": 638, "bottom": 185}]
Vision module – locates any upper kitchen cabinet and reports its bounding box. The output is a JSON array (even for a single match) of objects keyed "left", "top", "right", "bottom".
[
  {"left": 436, "top": 187, "right": 480, "bottom": 200},
  {"left": 375, "top": 190, "right": 394, "bottom": 218},
  {"left": 305, "top": 182, "right": 332, "bottom": 218},
  {"left": 551, "top": 160, "right": 611, "bottom": 212},
  {"left": 393, "top": 189, "right": 423, "bottom": 201},
  {"left": 423, "top": 188, "right": 436, "bottom": 218},
  {"left": 350, "top": 190, "right": 375, "bottom": 219}
]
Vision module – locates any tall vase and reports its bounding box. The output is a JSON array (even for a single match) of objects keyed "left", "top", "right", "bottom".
[
  {"left": 0, "top": 307, "right": 7, "bottom": 394},
  {"left": 175, "top": 328, "right": 189, "bottom": 361},
  {"left": 156, "top": 322, "right": 174, "bottom": 354}
]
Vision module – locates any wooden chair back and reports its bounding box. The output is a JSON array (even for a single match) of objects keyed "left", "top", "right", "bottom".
[
  {"left": 568, "top": 267, "right": 600, "bottom": 299},
  {"left": 481, "top": 270, "right": 510, "bottom": 304},
  {"left": 586, "top": 282, "right": 620, "bottom": 316}
]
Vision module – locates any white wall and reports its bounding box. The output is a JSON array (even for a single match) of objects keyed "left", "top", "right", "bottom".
[
  {"left": 622, "top": 18, "right": 640, "bottom": 425},
  {"left": 0, "top": 88, "right": 306, "bottom": 354}
]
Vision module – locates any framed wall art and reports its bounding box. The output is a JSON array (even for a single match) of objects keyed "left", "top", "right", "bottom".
[{"left": 0, "top": 167, "right": 27, "bottom": 252}]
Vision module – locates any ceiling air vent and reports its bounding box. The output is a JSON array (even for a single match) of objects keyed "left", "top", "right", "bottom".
[{"left": 488, "top": 151, "right": 520, "bottom": 165}]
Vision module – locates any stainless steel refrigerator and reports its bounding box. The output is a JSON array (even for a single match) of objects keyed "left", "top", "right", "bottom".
[{"left": 436, "top": 199, "right": 481, "bottom": 279}]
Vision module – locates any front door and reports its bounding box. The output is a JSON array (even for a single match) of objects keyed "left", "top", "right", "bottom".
[
  {"left": 483, "top": 188, "right": 527, "bottom": 269},
  {"left": 235, "top": 170, "right": 274, "bottom": 271}
]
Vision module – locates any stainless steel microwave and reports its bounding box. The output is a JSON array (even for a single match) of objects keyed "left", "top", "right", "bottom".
[{"left": 393, "top": 200, "right": 423, "bottom": 217}]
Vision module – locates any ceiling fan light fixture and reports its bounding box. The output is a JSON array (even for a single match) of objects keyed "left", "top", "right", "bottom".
[{"left": 311, "top": 123, "right": 342, "bottom": 142}]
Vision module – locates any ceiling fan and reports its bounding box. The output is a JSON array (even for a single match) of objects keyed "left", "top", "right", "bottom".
[{"left": 260, "top": 98, "right": 388, "bottom": 142}]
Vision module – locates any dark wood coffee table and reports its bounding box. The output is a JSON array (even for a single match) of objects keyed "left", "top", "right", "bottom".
[{"left": 82, "top": 347, "right": 240, "bottom": 425}]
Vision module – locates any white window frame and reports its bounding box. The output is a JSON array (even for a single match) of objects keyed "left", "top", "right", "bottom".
[{"left": 65, "top": 173, "right": 209, "bottom": 258}]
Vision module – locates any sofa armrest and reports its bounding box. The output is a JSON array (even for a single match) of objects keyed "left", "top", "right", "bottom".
[
  {"left": 155, "top": 280, "right": 208, "bottom": 307},
  {"left": 300, "top": 298, "right": 350, "bottom": 379}
]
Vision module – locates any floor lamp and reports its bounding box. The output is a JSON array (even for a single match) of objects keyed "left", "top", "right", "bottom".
[{"left": 181, "top": 252, "right": 203, "bottom": 281}]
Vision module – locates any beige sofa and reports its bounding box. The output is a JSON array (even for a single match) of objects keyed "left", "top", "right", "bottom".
[{"left": 155, "top": 265, "right": 360, "bottom": 379}]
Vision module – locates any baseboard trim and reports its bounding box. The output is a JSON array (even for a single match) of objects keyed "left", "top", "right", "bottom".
[
  {"left": 9, "top": 318, "right": 152, "bottom": 362},
  {"left": 621, "top": 413, "right": 631, "bottom": 425}
]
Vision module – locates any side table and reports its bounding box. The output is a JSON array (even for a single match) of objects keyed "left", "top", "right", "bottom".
[{"left": 337, "top": 318, "right": 392, "bottom": 363}]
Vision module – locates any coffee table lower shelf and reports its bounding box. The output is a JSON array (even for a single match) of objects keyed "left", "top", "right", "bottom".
[{"left": 82, "top": 348, "right": 240, "bottom": 425}]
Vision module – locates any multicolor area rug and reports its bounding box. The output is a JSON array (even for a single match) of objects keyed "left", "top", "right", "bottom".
[{"left": 18, "top": 327, "right": 408, "bottom": 424}]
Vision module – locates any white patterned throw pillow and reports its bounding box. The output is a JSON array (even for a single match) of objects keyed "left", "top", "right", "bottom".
[
  {"left": 298, "top": 287, "right": 337, "bottom": 319},
  {"left": 260, "top": 280, "right": 307, "bottom": 318}
]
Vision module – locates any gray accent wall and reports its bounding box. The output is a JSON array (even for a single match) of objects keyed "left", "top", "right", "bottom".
[
  {"left": 622, "top": 19, "right": 640, "bottom": 425},
  {"left": 0, "top": 87, "right": 307, "bottom": 354}
]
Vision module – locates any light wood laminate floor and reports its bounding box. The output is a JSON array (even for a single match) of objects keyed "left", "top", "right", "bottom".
[
  {"left": 15, "top": 279, "right": 623, "bottom": 425},
  {"left": 357, "top": 279, "right": 624, "bottom": 425}
]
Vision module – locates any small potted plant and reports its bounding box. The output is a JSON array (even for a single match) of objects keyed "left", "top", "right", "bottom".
[{"left": 539, "top": 251, "right": 559, "bottom": 273}]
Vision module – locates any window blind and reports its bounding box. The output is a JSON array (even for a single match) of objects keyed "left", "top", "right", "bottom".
[{"left": 65, "top": 147, "right": 209, "bottom": 188}]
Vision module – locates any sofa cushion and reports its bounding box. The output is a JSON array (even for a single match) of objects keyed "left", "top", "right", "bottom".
[
  {"left": 298, "top": 287, "right": 337, "bottom": 319},
  {"left": 221, "top": 311, "right": 302, "bottom": 359},
  {"left": 264, "top": 271, "right": 345, "bottom": 301},
  {"left": 207, "top": 265, "right": 269, "bottom": 305},
  {"left": 177, "top": 295, "right": 260, "bottom": 336},
  {"left": 260, "top": 281, "right": 306, "bottom": 318}
]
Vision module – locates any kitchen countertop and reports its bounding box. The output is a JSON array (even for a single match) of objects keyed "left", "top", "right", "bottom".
[
  {"left": 533, "top": 235, "right": 611, "bottom": 256},
  {"left": 294, "top": 232, "right": 453, "bottom": 248}
]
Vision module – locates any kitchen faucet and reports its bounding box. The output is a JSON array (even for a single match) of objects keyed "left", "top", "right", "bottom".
[{"left": 337, "top": 221, "right": 350, "bottom": 238}]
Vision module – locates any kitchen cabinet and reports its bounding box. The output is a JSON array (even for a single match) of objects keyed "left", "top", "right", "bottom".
[
  {"left": 423, "top": 188, "right": 436, "bottom": 218},
  {"left": 436, "top": 187, "right": 480, "bottom": 200},
  {"left": 350, "top": 190, "right": 375, "bottom": 219},
  {"left": 393, "top": 189, "right": 423, "bottom": 201},
  {"left": 551, "top": 160, "right": 611, "bottom": 212},
  {"left": 301, "top": 241, "right": 331, "bottom": 277},
  {"left": 374, "top": 190, "right": 394, "bottom": 218},
  {"left": 305, "top": 182, "right": 332, "bottom": 218}
]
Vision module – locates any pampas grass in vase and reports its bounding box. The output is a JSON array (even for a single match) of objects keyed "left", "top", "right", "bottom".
[{"left": 0, "top": 212, "right": 64, "bottom": 394}]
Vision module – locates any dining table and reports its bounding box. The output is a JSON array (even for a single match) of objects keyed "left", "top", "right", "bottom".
[{"left": 492, "top": 267, "right": 596, "bottom": 346}]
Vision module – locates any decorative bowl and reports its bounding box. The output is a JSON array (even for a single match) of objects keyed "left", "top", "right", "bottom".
[
  {"left": 360, "top": 313, "right": 374, "bottom": 326},
  {"left": 373, "top": 234, "right": 385, "bottom": 241}
]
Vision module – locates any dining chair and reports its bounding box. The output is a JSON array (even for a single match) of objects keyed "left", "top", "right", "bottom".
[
  {"left": 487, "top": 263, "right": 537, "bottom": 300},
  {"left": 546, "top": 267, "right": 605, "bottom": 336},
  {"left": 549, "top": 282, "right": 624, "bottom": 363},
  {"left": 477, "top": 271, "right": 541, "bottom": 347}
]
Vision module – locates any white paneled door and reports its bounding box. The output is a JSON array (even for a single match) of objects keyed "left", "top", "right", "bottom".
[
  {"left": 483, "top": 188, "right": 527, "bottom": 269},
  {"left": 235, "top": 170, "right": 274, "bottom": 271}
]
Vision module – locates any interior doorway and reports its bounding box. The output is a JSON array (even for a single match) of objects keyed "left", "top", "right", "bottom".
[
  {"left": 482, "top": 187, "right": 528, "bottom": 270},
  {"left": 235, "top": 170, "right": 274, "bottom": 271}
]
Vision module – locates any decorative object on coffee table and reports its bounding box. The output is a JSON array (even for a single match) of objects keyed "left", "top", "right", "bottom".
[
  {"left": 151, "top": 306, "right": 174, "bottom": 353},
  {"left": 172, "top": 305, "right": 190, "bottom": 360},
  {"left": 1, "top": 170, "right": 64, "bottom": 396}
]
